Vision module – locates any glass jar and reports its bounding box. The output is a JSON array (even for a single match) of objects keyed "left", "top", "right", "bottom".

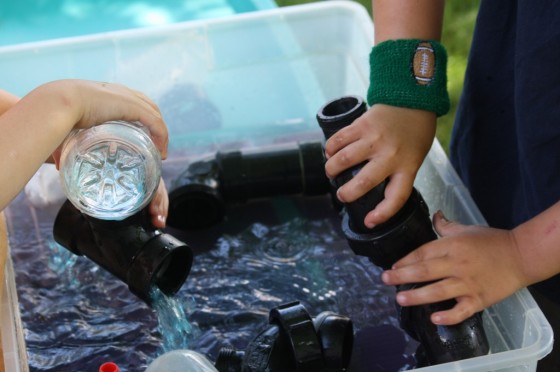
[{"left": 59, "top": 121, "right": 161, "bottom": 220}]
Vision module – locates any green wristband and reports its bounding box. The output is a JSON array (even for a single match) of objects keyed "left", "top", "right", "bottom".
[{"left": 367, "top": 39, "right": 450, "bottom": 117}]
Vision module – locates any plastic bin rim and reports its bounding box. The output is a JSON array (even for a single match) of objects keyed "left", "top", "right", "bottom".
[{"left": 0, "top": 1, "right": 373, "bottom": 54}]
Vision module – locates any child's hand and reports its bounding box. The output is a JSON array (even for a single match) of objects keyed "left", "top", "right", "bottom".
[
  {"left": 49, "top": 80, "right": 168, "bottom": 159},
  {"left": 381, "top": 211, "right": 528, "bottom": 325},
  {"left": 0, "top": 79, "right": 169, "bottom": 212},
  {"left": 55, "top": 80, "right": 170, "bottom": 226},
  {"left": 65, "top": 80, "right": 170, "bottom": 227},
  {"left": 323, "top": 104, "right": 436, "bottom": 228},
  {"left": 149, "top": 179, "right": 169, "bottom": 229}
]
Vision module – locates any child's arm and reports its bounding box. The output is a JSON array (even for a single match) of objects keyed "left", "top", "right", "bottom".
[
  {"left": 0, "top": 80, "right": 169, "bottom": 226},
  {"left": 0, "top": 89, "right": 19, "bottom": 116},
  {"left": 324, "top": 0, "right": 445, "bottom": 228}
]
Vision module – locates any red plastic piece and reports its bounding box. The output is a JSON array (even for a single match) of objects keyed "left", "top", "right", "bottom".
[{"left": 99, "top": 362, "right": 119, "bottom": 372}]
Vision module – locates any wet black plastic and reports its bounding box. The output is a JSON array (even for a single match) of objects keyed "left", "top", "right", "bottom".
[
  {"left": 53, "top": 200, "right": 193, "bottom": 305},
  {"left": 214, "top": 301, "right": 353, "bottom": 372},
  {"left": 317, "top": 96, "right": 387, "bottom": 233},
  {"left": 167, "top": 141, "right": 330, "bottom": 230},
  {"left": 399, "top": 283, "right": 489, "bottom": 366},
  {"left": 316, "top": 96, "right": 489, "bottom": 366}
]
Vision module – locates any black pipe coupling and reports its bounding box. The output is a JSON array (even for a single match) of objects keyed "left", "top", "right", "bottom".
[
  {"left": 398, "top": 289, "right": 488, "bottom": 366},
  {"left": 53, "top": 200, "right": 193, "bottom": 305},
  {"left": 214, "top": 301, "right": 354, "bottom": 372},
  {"left": 316, "top": 96, "right": 489, "bottom": 366},
  {"left": 167, "top": 141, "right": 331, "bottom": 230}
]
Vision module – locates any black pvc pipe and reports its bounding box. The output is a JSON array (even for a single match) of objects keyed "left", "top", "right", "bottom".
[
  {"left": 316, "top": 95, "right": 489, "bottom": 366},
  {"left": 53, "top": 200, "right": 193, "bottom": 305},
  {"left": 316, "top": 96, "right": 387, "bottom": 233},
  {"left": 167, "top": 141, "right": 331, "bottom": 230},
  {"left": 316, "top": 95, "right": 438, "bottom": 264}
]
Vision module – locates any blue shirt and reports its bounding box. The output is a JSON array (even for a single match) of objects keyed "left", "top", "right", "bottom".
[{"left": 450, "top": 0, "right": 560, "bottom": 300}]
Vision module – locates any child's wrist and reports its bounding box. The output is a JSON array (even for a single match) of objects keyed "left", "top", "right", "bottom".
[{"left": 367, "top": 39, "right": 450, "bottom": 117}]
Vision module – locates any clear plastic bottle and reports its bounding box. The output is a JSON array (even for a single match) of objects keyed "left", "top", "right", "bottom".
[
  {"left": 59, "top": 121, "right": 161, "bottom": 220},
  {"left": 145, "top": 350, "right": 218, "bottom": 372}
]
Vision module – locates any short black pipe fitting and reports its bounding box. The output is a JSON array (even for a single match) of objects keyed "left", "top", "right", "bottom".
[
  {"left": 214, "top": 301, "right": 353, "bottom": 372},
  {"left": 53, "top": 199, "right": 193, "bottom": 305},
  {"left": 340, "top": 188, "right": 436, "bottom": 270},
  {"left": 167, "top": 141, "right": 331, "bottom": 230},
  {"left": 316, "top": 95, "right": 489, "bottom": 366}
]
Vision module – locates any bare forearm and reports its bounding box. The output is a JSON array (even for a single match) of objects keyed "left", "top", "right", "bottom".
[
  {"left": 0, "top": 89, "right": 19, "bottom": 116},
  {"left": 0, "top": 82, "right": 80, "bottom": 208},
  {"left": 372, "top": 0, "right": 445, "bottom": 44},
  {"left": 513, "top": 200, "right": 560, "bottom": 286}
]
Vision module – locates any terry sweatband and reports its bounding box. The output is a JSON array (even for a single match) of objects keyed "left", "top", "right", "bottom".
[{"left": 367, "top": 39, "right": 450, "bottom": 117}]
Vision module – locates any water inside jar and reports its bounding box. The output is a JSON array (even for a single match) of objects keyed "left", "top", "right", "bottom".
[
  {"left": 60, "top": 121, "right": 161, "bottom": 220},
  {"left": 72, "top": 141, "right": 147, "bottom": 214}
]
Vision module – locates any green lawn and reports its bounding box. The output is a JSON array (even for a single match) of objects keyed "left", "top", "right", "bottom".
[{"left": 275, "top": 0, "right": 480, "bottom": 153}]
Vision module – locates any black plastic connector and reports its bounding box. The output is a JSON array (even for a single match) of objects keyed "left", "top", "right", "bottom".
[
  {"left": 316, "top": 95, "right": 489, "bottom": 366},
  {"left": 53, "top": 200, "right": 193, "bottom": 305}
]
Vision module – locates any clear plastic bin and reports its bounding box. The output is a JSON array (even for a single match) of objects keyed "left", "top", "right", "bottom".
[
  {"left": 0, "top": 2, "right": 553, "bottom": 371},
  {"left": 1, "top": 257, "right": 28, "bottom": 372}
]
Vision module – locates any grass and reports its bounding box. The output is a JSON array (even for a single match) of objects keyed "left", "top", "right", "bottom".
[
  {"left": 438, "top": 1, "right": 480, "bottom": 151},
  {"left": 275, "top": 0, "right": 480, "bottom": 153}
]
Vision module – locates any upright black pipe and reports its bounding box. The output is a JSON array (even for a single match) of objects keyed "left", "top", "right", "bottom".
[
  {"left": 53, "top": 200, "right": 193, "bottom": 305},
  {"left": 167, "top": 141, "right": 331, "bottom": 230},
  {"left": 316, "top": 95, "right": 489, "bottom": 366}
]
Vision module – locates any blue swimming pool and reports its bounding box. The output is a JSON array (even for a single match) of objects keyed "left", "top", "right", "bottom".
[{"left": 0, "top": 0, "right": 277, "bottom": 46}]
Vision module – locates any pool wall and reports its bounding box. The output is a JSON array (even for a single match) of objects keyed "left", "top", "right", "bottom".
[{"left": 0, "top": 0, "right": 277, "bottom": 47}]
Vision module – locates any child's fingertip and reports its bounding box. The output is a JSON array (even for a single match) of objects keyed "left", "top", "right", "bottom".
[
  {"left": 336, "top": 188, "right": 345, "bottom": 203},
  {"left": 395, "top": 292, "right": 407, "bottom": 305},
  {"left": 435, "top": 209, "right": 449, "bottom": 222},
  {"left": 381, "top": 271, "right": 393, "bottom": 284}
]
